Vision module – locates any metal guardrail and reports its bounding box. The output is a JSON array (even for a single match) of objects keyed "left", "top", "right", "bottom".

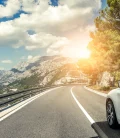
[
  {"left": 0, "top": 83, "right": 88, "bottom": 111},
  {"left": 0, "top": 86, "right": 56, "bottom": 111},
  {"left": 0, "top": 87, "right": 39, "bottom": 99}
]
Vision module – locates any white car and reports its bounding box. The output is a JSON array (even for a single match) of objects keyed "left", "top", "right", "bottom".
[{"left": 106, "top": 82, "right": 120, "bottom": 128}]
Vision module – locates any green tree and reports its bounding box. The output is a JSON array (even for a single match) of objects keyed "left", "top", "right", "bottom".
[
  {"left": 87, "top": 0, "right": 120, "bottom": 85},
  {"left": 95, "top": 0, "right": 120, "bottom": 31},
  {"left": 78, "top": 58, "right": 104, "bottom": 85}
]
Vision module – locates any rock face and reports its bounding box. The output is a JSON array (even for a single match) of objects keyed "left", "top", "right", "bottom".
[
  {"left": 99, "top": 71, "right": 114, "bottom": 87},
  {"left": 0, "top": 56, "right": 87, "bottom": 90}
]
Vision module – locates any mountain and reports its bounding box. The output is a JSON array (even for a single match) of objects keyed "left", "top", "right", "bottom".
[
  {"left": 0, "top": 56, "right": 85, "bottom": 93},
  {"left": 11, "top": 68, "right": 23, "bottom": 73},
  {"left": 13, "top": 61, "right": 29, "bottom": 72},
  {"left": 0, "top": 70, "right": 6, "bottom": 77}
]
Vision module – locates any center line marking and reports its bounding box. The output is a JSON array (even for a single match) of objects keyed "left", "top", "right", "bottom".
[{"left": 71, "top": 86, "right": 95, "bottom": 124}]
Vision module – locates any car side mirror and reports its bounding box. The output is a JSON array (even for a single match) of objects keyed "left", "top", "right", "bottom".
[{"left": 118, "top": 81, "right": 120, "bottom": 88}]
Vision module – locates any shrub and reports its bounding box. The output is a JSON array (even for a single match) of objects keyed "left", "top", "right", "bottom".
[{"left": 100, "top": 86, "right": 110, "bottom": 91}]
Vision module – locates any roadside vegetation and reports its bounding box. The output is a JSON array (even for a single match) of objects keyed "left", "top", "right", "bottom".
[{"left": 78, "top": 0, "right": 120, "bottom": 91}]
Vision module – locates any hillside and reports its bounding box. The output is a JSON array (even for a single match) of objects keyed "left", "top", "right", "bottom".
[{"left": 0, "top": 56, "right": 87, "bottom": 94}]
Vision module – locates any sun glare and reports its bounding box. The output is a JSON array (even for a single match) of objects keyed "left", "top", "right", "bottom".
[{"left": 62, "top": 47, "right": 91, "bottom": 59}]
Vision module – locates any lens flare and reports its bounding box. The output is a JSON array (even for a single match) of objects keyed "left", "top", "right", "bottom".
[{"left": 62, "top": 47, "right": 90, "bottom": 59}]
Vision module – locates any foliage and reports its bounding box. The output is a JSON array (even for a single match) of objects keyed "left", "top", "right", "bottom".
[
  {"left": 89, "top": 29, "right": 120, "bottom": 72},
  {"left": 95, "top": 0, "right": 120, "bottom": 31},
  {"left": 8, "top": 73, "right": 40, "bottom": 90},
  {"left": 77, "top": 58, "right": 103, "bottom": 85},
  {"left": 85, "top": 0, "right": 120, "bottom": 85},
  {"left": 99, "top": 86, "right": 110, "bottom": 91}
]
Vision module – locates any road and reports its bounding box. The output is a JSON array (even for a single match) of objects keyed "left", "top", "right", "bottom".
[{"left": 0, "top": 86, "right": 120, "bottom": 138}]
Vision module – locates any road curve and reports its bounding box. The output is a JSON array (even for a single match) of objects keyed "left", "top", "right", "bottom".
[
  {"left": 0, "top": 85, "right": 120, "bottom": 138},
  {"left": 0, "top": 86, "right": 97, "bottom": 138}
]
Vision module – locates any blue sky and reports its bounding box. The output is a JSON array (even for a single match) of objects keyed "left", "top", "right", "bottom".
[
  {"left": 51, "top": 0, "right": 58, "bottom": 6},
  {"left": 0, "top": 0, "right": 107, "bottom": 70}
]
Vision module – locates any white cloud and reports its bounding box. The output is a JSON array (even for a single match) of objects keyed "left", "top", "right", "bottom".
[
  {"left": 0, "top": 21, "right": 27, "bottom": 48},
  {"left": 25, "top": 33, "right": 69, "bottom": 50},
  {"left": 47, "top": 37, "right": 69, "bottom": 55},
  {"left": 0, "top": 0, "right": 102, "bottom": 55},
  {"left": 27, "top": 55, "right": 33, "bottom": 60},
  {"left": 0, "top": 67, "right": 4, "bottom": 70},
  {"left": 27, "top": 55, "right": 41, "bottom": 63},
  {"left": 21, "top": 0, "right": 49, "bottom": 13},
  {"left": 1, "top": 60, "right": 12, "bottom": 64},
  {"left": 15, "top": 4, "right": 96, "bottom": 35},
  {"left": 0, "top": 0, "right": 20, "bottom": 18},
  {"left": 21, "top": 56, "right": 26, "bottom": 60},
  {"left": 47, "top": 48, "right": 60, "bottom": 55},
  {"left": 59, "top": 0, "right": 101, "bottom": 10}
]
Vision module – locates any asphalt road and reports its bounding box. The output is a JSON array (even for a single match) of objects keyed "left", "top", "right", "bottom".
[{"left": 0, "top": 86, "right": 120, "bottom": 138}]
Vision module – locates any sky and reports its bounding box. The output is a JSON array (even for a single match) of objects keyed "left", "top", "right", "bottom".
[{"left": 0, "top": 0, "right": 107, "bottom": 70}]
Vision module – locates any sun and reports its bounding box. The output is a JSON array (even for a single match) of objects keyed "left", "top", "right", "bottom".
[
  {"left": 61, "top": 47, "right": 91, "bottom": 59},
  {"left": 79, "top": 49, "right": 91, "bottom": 58}
]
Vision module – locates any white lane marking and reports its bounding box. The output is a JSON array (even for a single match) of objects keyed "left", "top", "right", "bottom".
[
  {"left": 0, "top": 87, "right": 63, "bottom": 122},
  {"left": 71, "top": 86, "right": 95, "bottom": 124},
  {"left": 84, "top": 86, "right": 107, "bottom": 97}
]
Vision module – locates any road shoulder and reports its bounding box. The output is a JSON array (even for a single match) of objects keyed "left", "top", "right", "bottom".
[{"left": 84, "top": 86, "right": 107, "bottom": 97}]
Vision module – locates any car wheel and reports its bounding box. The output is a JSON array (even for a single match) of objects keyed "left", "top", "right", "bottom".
[{"left": 106, "top": 99, "right": 118, "bottom": 129}]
